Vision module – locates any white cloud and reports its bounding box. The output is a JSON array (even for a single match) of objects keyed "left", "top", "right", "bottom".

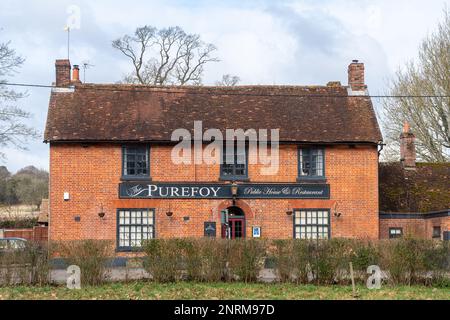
[{"left": 2, "top": 147, "right": 48, "bottom": 173}]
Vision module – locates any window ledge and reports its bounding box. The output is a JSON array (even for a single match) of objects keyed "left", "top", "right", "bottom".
[
  {"left": 219, "top": 177, "right": 250, "bottom": 182},
  {"left": 121, "top": 176, "right": 152, "bottom": 182},
  {"left": 115, "top": 247, "right": 144, "bottom": 253}
]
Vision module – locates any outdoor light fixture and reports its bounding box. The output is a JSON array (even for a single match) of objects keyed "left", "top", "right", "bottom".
[
  {"left": 286, "top": 210, "right": 293, "bottom": 216},
  {"left": 98, "top": 205, "right": 105, "bottom": 219},
  {"left": 231, "top": 182, "right": 238, "bottom": 197},
  {"left": 231, "top": 181, "right": 238, "bottom": 205}
]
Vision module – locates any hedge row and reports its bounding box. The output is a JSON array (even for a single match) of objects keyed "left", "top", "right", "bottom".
[
  {"left": 0, "top": 238, "right": 449, "bottom": 287},
  {"left": 141, "top": 238, "right": 449, "bottom": 286}
]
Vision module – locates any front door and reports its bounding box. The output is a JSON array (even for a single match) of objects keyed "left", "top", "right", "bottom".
[
  {"left": 229, "top": 217, "right": 245, "bottom": 239},
  {"left": 221, "top": 206, "right": 245, "bottom": 239}
]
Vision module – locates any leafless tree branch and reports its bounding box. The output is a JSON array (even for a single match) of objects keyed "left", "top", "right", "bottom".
[
  {"left": 112, "top": 25, "right": 219, "bottom": 85},
  {"left": 215, "top": 74, "right": 241, "bottom": 86},
  {"left": 381, "top": 9, "right": 450, "bottom": 162},
  {"left": 0, "top": 36, "right": 39, "bottom": 159}
]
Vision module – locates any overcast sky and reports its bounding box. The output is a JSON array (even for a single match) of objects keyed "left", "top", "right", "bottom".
[{"left": 0, "top": 0, "right": 448, "bottom": 172}]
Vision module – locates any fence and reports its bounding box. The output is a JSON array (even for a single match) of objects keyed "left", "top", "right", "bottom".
[{"left": 2, "top": 226, "right": 48, "bottom": 243}]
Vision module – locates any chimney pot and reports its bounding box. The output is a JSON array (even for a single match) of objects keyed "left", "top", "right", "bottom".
[
  {"left": 55, "top": 59, "right": 71, "bottom": 87},
  {"left": 400, "top": 122, "right": 416, "bottom": 169},
  {"left": 72, "top": 64, "right": 81, "bottom": 83},
  {"left": 348, "top": 60, "right": 366, "bottom": 91},
  {"left": 402, "top": 121, "right": 410, "bottom": 133}
]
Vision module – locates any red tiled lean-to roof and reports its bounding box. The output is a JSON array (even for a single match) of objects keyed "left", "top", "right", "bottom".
[{"left": 44, "top": 84, "right": 382, "bottom": 143}]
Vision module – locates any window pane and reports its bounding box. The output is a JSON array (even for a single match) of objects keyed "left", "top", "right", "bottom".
[
  {"left": 222, "top": 143, "right": 247, "bottom": 177},
  {"left": 293, "top": 209, "right": 329, "bottom": 239},
  {"left": 118, "top": 209, "right": 154, "bottom": 249},
  {"left": 124, "top": 147, "right": 149, "bottom": 177},
  {"left": 299, "top": 148, "right": 324, "bottom": 177}
]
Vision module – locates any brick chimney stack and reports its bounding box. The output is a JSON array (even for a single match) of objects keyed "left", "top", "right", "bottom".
[
  {"left": 55, "top": 59, "right": 71, "bottom": 87},
  {"left": 348, "top": 60, "right": 367, "bottom": 91},
  {"left": 400, "top": 121, "right": 416, "bottom": 169}
]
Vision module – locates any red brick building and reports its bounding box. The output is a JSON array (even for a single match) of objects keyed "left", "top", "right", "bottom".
[
  {"left": 45, "top": 59, "right": 385, "bottom": 251},
  {"left": 378, "top": 124, "right": 450, "bottom": 240}
]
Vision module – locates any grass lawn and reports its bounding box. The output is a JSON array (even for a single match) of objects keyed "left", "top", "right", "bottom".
[{"left": 0, "top": 282, "right": 448, "bottom": 300}]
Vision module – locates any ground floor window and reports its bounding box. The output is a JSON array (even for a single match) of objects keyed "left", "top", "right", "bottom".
[
  {"left": 432, "top": 226, "right": 441, "bottom": 239},
  {"left": 117, "top": 208, "right": 154, "bottom": 250},
  {"left": 389, "top": 227, "right": 403, "bottom": 239},
  {"left": 293, "top": 209, "right": 330, "bottom": 239}
]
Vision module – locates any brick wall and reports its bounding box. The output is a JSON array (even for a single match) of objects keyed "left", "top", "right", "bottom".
[
  {"left": 380, "top": 215, "right": 450, "bottom": 240},
  {"left": 49, "top": 143, "right": 379, "bottom": 246}
]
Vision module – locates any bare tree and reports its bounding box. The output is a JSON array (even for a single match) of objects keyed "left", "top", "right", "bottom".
[
  {"left": 382, "top": 9, "right": 450, "bottom": 162},
  {"left": 0, "top": 38, "right": 38, "bottom": 159},
  {"left": 215, "top": 74, "right": 241, "bottom": 86},
  {"left": 113, "top": 26, "right": 219, "bottom": 85}
]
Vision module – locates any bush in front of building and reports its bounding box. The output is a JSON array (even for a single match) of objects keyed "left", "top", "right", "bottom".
[
  {"left": 379, "top": 238, "right": 450, "bottom": 287},
  {"left": 183, "top": 239, "right": 228, "bottom": 282},
  {"left": 140, "top": 238, "right": 449, "bottom": 286},
  {"left": 227, "top": 239, "right": 266, "bottom": 283},
  {"left": 55, "top": 240, "right": 113, "bottom": 286},
  {"left": 270, "top": 238, "right": 449, "bottom": 287},
  {"left": 271, "top": 240, "right": 295, "bottom": 282},
  {"left": 142, "top": 238, "right": 265, "bottom": 283},
  {"left": 348, "top": 239, "right": 380, "bottom": 282},
  {"left": 142, "top": 239, "right": 186, "bottom": 282},
  {"left": 0, "top": 241, "right": 49, "bottom": 287},
  {"left": 272, "top": 239, "right": 358, "bottom": 285},
  {"left": 423, "top": 241, "right": 450, "bottom": 287}
]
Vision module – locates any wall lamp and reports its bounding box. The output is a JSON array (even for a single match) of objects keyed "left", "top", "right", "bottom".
[
  {"left": 286, "top": 210, "right": 293, "bottom": 216},
  {"left": 231, "top": 181, "right": 238, "bottom": 205}
]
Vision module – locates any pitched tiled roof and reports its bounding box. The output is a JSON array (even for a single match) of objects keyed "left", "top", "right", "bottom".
[
  {"left": 379, "top": 162, "right": 450, "bottom": 212},
  {"left": 44, "top": 84, "right": 382, "bottom": 143}
]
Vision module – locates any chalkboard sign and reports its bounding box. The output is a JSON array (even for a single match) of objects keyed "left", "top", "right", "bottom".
[{"left": 204, "top": 222, "right": 216, "bottom": 237}]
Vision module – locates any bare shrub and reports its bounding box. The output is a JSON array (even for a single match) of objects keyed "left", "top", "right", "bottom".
[
  {"left": 227, "top": 239, "right": 266, "bottom": 282},
  {"left": 0, "top": 241, "right": 49, "bottom": 286},
  {"left": 55, "top": 240, "right": 113, "bottom": 286},
  {"left": 142, "top": 239, "right": 184, "bottom": 282}
]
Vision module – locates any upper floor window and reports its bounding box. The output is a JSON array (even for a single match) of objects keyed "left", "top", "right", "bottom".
[
  {"left": 298, "top": 148, "right": 325, "bottom": 179},
  {"left": 122, "top": 146, "right": 150, "bottom": 179},
  {"left": 220, "top": 143, "right": 248, "bottom": 180}
]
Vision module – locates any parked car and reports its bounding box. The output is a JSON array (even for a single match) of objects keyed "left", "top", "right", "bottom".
[{"left": 0, "top": 238, "right": 28, "bottom": 253}]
